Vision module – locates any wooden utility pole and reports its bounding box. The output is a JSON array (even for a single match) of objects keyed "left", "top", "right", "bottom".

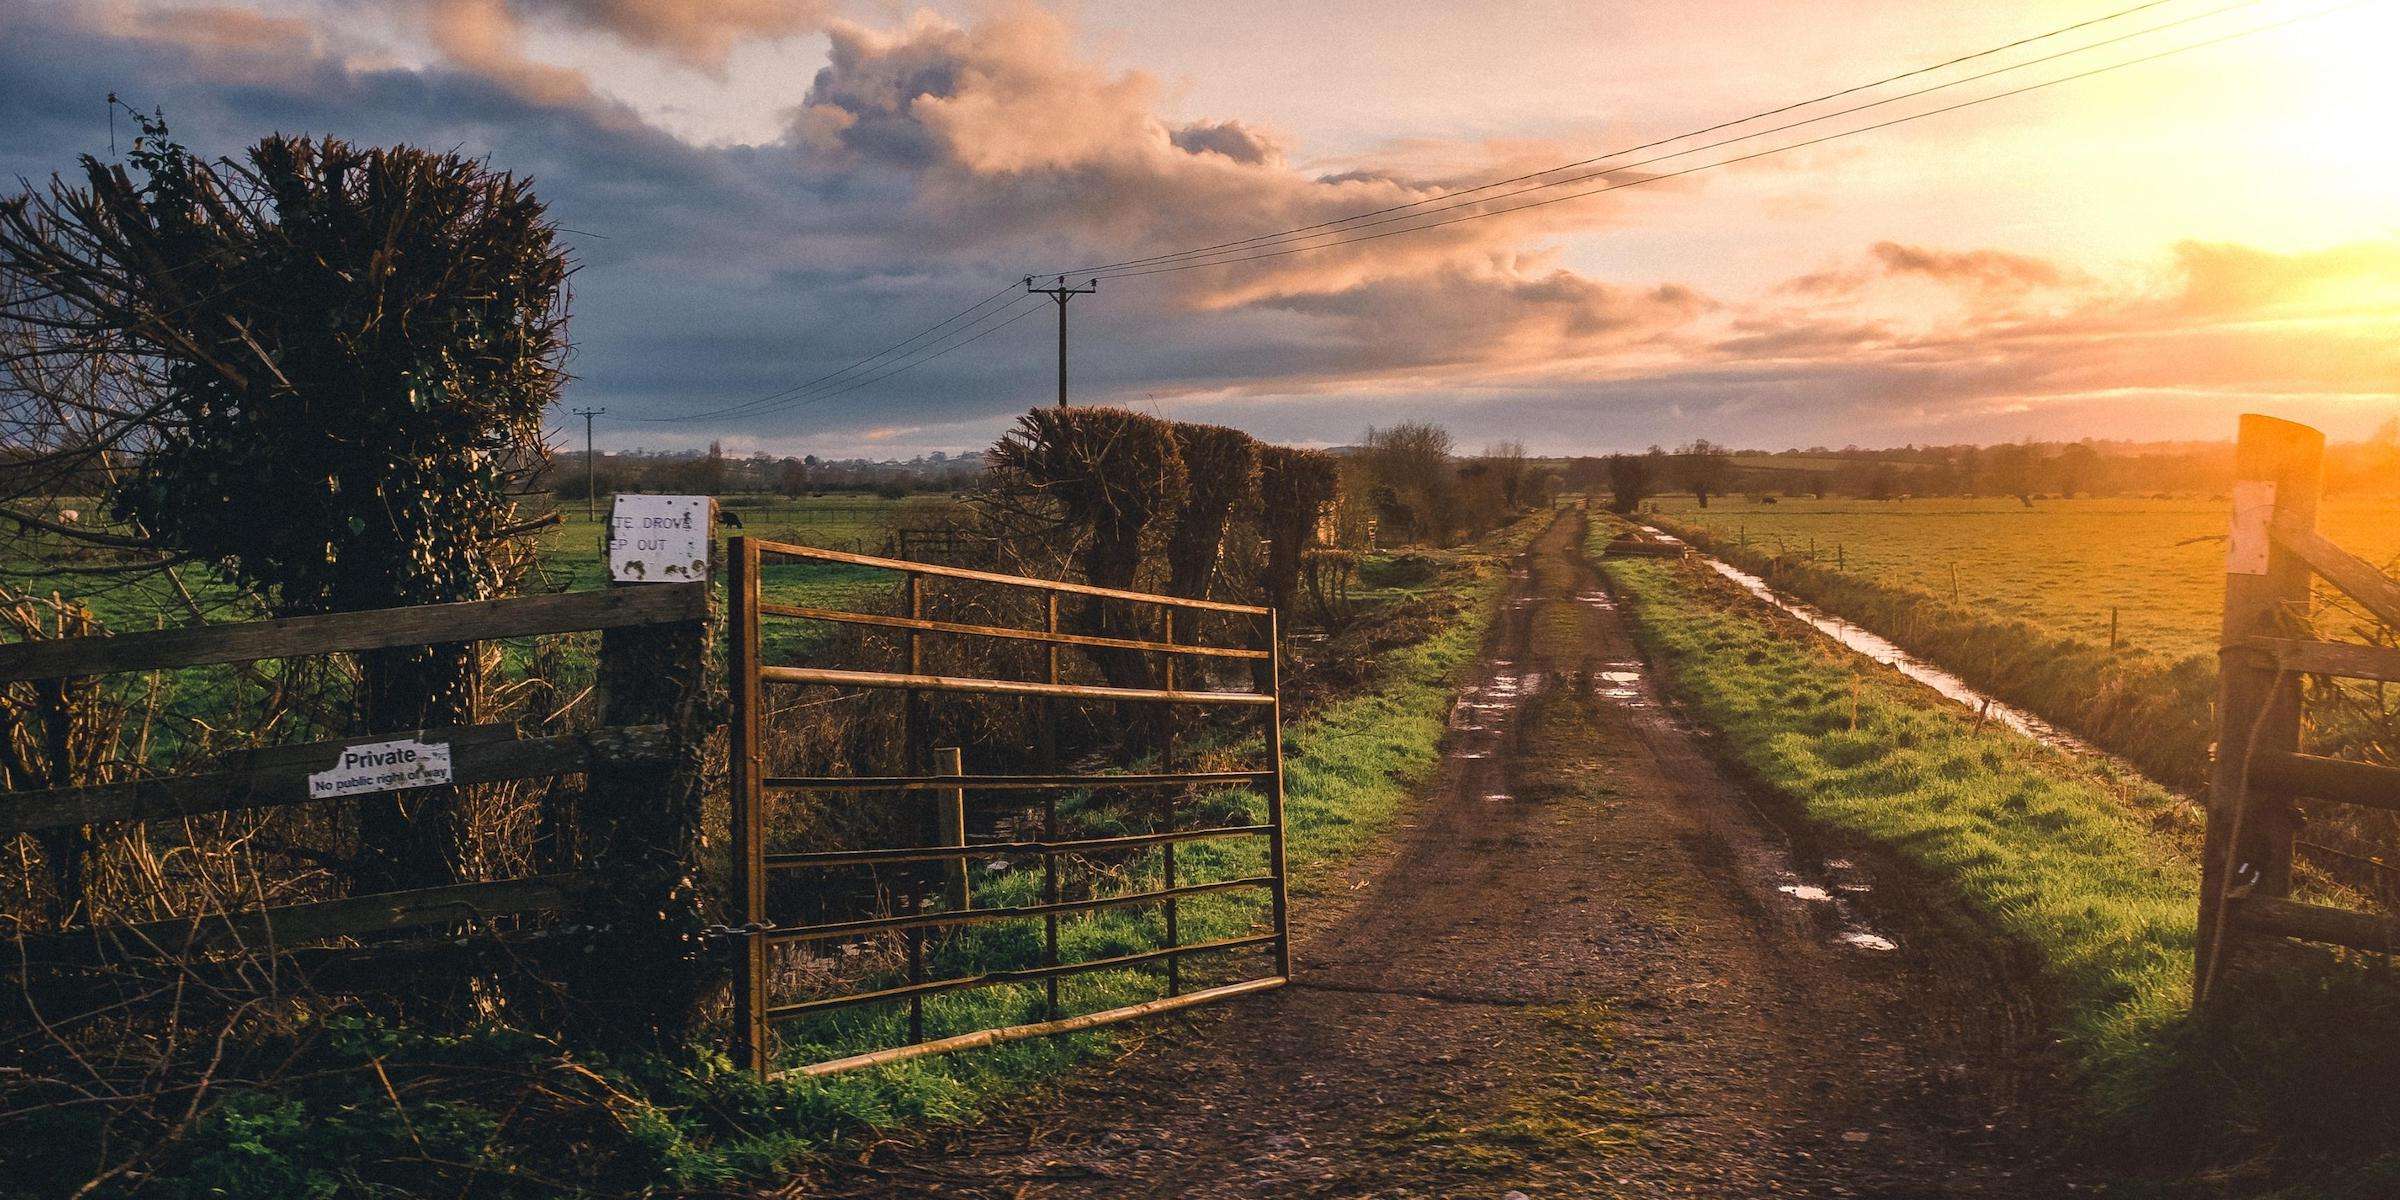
[
  {"left": 1025, "top": 276, "right": 1097, "bottom": 407},
  {"left": 572, "top": 406, "right": 606, "bottom": 521},
  {"left": 2195, "top": 413, "right": 2322, "bottom": 1003}
]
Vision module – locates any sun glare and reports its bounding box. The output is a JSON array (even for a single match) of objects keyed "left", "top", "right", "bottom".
[{"left": 2253, "top": 1, "right": 2400, "bottom": 233}]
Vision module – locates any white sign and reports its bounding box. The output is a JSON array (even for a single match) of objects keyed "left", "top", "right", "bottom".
[
  {"left": 608, "top": 494, "right": 711, "bottom": 582},
  {"left": 2227, "top": 480, "right": 2276, "bottom": 576},
  {"left": 308, "top": 738, "right": 454, "bottom": 799}
]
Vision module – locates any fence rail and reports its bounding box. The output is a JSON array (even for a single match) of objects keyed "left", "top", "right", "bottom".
[
  {"left": 728, "top": 535, "right": 1290, "bottom": 1078},
  {"left": 0, "top": 583, "right": 705, "bottom": 682},
  {"left": 2, "top": 583, "right": 706, "bottom": 986}
]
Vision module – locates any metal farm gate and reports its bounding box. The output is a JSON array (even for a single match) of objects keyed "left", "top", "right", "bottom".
[{"left": 725, "top": 537, "right": 1291, "bottom": 1077}]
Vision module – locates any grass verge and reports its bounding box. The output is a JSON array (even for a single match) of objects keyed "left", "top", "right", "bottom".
[
  {"left": 1592, "top": 538, "right": 2400, "bottom": 1198},
  {"left": 1646, "top": 514, "right": 2215, "bottom": 789}
]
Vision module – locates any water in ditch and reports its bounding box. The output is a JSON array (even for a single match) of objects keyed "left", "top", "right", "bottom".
[{"left": 1635, "top": 525, "right": 2111, "bottom": 761}]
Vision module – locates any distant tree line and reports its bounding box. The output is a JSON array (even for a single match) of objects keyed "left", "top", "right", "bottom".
[
  {"left": 1564, "top": 421, "right": 2400, "bottom": 510},
  {"left": 541, "top": 441, "right": 985, "bottom": 502}
]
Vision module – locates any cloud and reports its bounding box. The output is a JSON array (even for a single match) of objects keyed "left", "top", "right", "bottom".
[
  {"left": 1169, "top": 119, "right": 1280, "bottom": 166},
  {"left": 1702, "top": 236, "right": 2400, "bottom": 443},
  {"left": 5, "top": 1, "right": 2393, "bottom": 457},
  {"left": 2165, "top": 238, "right": 2400, "bottom": 317},
  {"left": 1869, "top": 242, "right": 2064, "bottom": 290},
  {"left": 784, "top": 7, "right": 1637, "bottom": 308},
  {"left": 1784, "top": 241, "right": 2068, "bottom": 298},
  {"left": 515, "top": 0, "right": 832, "bottom": 65}
]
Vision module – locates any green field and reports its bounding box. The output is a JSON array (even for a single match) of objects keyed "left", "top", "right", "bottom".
[
  {"left": 531, "top": 494, "right": 960, "bottom": 660},
  {"left": 1648, "top": 496, "right": 2400, "bottom": 662}
]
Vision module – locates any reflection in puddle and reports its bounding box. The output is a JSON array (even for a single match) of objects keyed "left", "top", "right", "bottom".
[{"left": 1775, "top": 864, "right": 1900, "bottom": 954}]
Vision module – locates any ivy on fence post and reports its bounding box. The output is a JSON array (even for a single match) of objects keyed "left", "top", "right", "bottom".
[{"left": 580, "top": 586, "right": 723, "bottom": 1040}]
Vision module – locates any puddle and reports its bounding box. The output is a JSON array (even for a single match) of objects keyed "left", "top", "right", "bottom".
[
  {"left": 1570, "top": 530, "right": 1907, "bottom": 957},
  {"left": 1639, "top": 526, "right": 2106, "bottom": 759},
  {"left": 1774, "top": 860, "right": 1901, "bottom": 954}
]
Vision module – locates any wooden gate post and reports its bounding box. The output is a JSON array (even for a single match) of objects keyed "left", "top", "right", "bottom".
[
  {"left": 2196, "top": 413, "right": 2323, "bottom": 1003},
  {"left": 584, "top": 584, "right": 722, "bottom": 1040}
]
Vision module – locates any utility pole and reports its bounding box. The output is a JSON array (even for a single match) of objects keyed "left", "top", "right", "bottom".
[
  {"left": 572, "top": 406, "right": 606, "bottom": 521},
  {"left": 1025, "top": 275, "right": 1097, "bottom": 407}
]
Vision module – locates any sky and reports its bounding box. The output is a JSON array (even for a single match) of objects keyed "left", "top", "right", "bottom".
[{"left": 1, "top": 0, "right": 2395, "bottom": 458}]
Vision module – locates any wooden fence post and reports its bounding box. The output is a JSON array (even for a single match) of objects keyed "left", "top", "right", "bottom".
[
  {"left": 582, "top": 586, "right": 721, "bottom": 1040},
  {"left": 2196, "top": 413, "right": 2323, "bottom": 1004},
  {"left": 934, "top": 746, "right": 968, "bottom": 911}
]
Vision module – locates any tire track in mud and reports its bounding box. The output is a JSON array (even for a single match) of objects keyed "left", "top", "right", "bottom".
[{"left": 798, "top": 511, "right": 2094, "bottom": 1199}]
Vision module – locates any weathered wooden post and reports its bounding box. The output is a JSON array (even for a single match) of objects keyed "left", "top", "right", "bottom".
[
  {"left": 2195, "top": 414, "right": 2322, "bottom": 1004},
  {"left": 934, "top": 746, "right": 969, "bottom": 911},
  {"left": 585, "top": 496, "right": 722, "bottom": 1040}
]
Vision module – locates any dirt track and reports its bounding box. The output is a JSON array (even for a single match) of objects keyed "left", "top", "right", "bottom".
[{"left": 803, "top": 512, "right": 2094, "bottom": 1199}]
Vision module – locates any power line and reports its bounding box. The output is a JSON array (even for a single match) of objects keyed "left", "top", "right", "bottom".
[
  {"left": 1084, "top": 1, "right": 2356, "bottom": 282},
  {"left": 741, "top": 301, "right": 1047, "bottom": 418},
  {"left": 1079, "top": 0, "right": 2284, "bottom": 281},
  {"left": 1056, "top": 0, "right": 2208, "bottom": 278},
  {"left": 631, "top": 281, "right": 1024, "bottom": 423}
]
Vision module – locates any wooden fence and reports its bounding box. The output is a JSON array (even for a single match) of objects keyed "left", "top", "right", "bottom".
[
  {"left": 2198, "top": 414, "right": 2400, "bottom": 1001},
  {"left": 1, "top": 583, "right": 713, "bottom": 1023},
  {"left": 727, "top": 537, "right": 1291, "bottom": 1078}
]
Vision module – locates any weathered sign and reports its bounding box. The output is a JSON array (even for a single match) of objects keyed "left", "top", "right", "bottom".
[
  {"left": 2227, "top": 480, "right": 2276, "bottom": 576},
  {"left": 308, "top": 737, "right": 454, "bottom": 799},
  {"left": 609, "top": 494, "right": 712, "bottom": 582}
]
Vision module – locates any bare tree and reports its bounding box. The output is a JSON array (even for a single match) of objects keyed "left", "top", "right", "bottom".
[
  {"left": 1483, "top": 440, "right": 1530, "bottom": 511},
  {"left": 987, "top": 406, "right": 1187, "bottom": 687},
  {"left": 1605, "top": 453, "right": 1654, "bottom": 514},
  {"left": 1676, "top": 439, "right": 1733, "bottom": 508},
  {"left": 1360, "top": 421, "right": 1454, "bottom": 545}
]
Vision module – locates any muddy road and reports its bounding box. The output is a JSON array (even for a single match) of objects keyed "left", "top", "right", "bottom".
[{"left": 803, "top": 512, "right": 2091, "bottom": 1198}]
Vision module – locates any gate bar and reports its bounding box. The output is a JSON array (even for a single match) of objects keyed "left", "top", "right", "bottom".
[
  {"left": 767, "top": 932, "right": 1278, "bottom": 1021},
  {"left": 761, "top": 875, "right": 1276, "bottom": 944},
  {"left": 748, "top": 538, "right": 1268, "bottom": 615},
  {"left": 759, "top": 665, "right": 1273, "bottom": 705},
  {"left": 765, "top": 823, "right": 1273, "bottom": 870},
  {"left": 793, "top": 977, "right": 1287, "bottom": 1079},
  {"left": 759, "top": 602, "right": 1268, "bottom": 660},
  {"left": 763, "top": 770, "right": 1270, "bottom": 791}
]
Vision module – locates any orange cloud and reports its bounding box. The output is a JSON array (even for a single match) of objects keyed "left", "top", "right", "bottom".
[
  {"left": 1712, "top": 236, "right": 2400, "bottom": 427},
  {"left": 791, "top": 6, "right": 1658, "bottom": 344}
]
